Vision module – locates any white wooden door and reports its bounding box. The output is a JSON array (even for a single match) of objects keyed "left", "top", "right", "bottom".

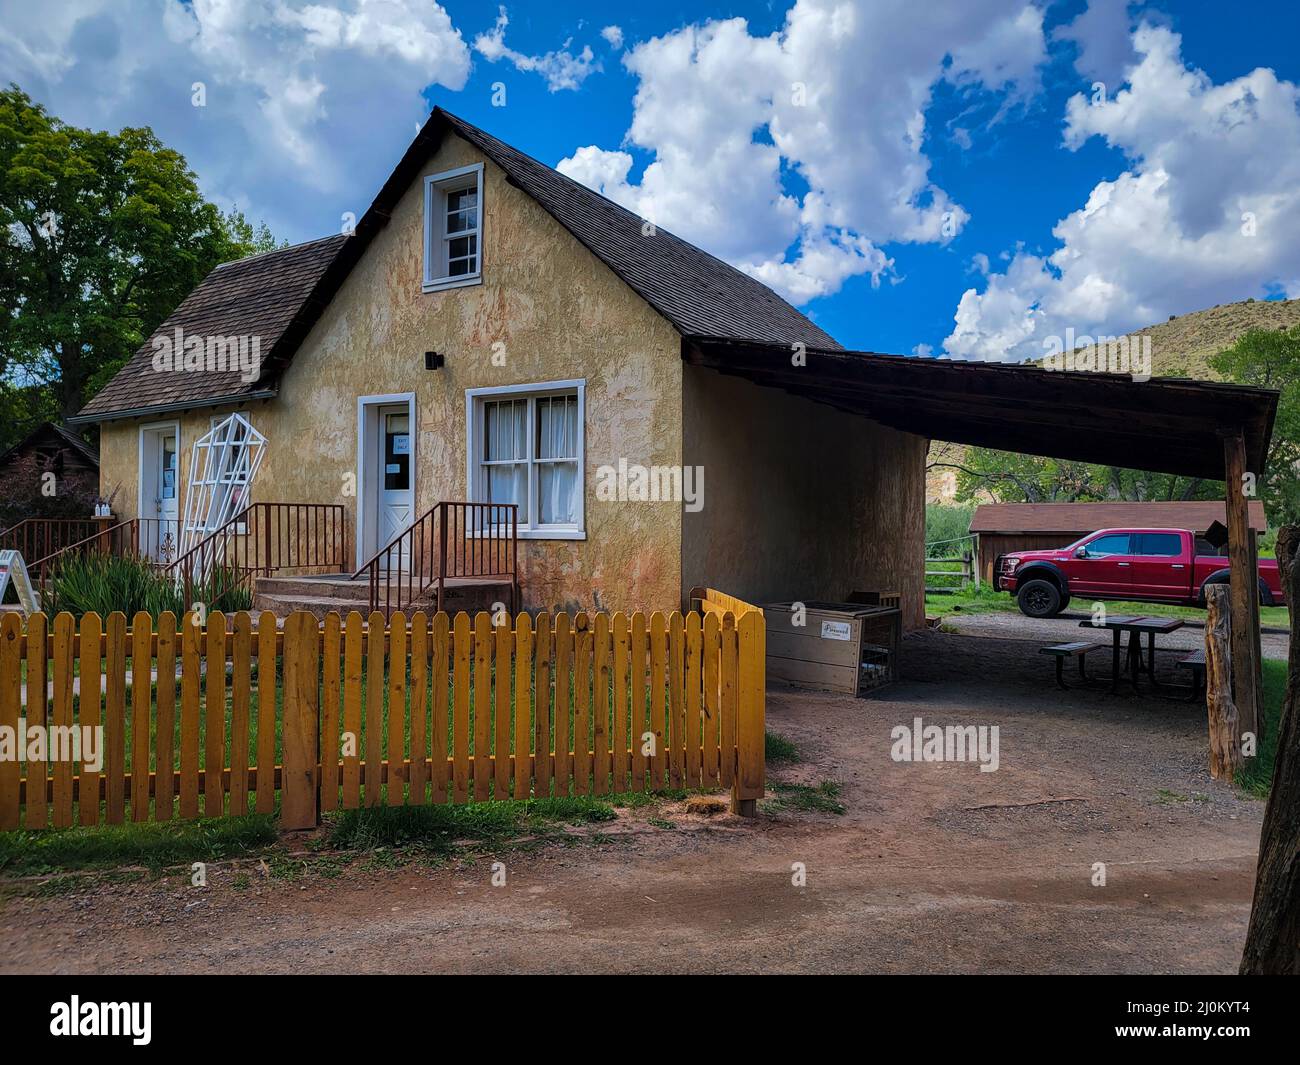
[
  {"left": 378, "top": 407, "right": 411, "bottom": 570},
  {"left": 142, "top": 427, "right": 179, "bottom": 561}
]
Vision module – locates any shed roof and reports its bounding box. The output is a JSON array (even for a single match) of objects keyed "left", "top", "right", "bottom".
[
  {"left": 684, "top": 337, "right": 1279, "bottom": 482},
  {"left": 969, "top": 501, "right": 1268, "bottom": 535}
]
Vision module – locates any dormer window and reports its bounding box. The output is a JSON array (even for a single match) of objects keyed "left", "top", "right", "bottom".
[{"left": 423, "top": 163, "right": 483, "bottom": 292}]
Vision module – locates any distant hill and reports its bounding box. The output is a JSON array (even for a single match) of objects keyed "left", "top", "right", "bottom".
[{"left": 926, "top": 297, "right": 1300, "bottom": 505}]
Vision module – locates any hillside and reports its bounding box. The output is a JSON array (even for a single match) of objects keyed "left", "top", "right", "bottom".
[{"left": 926, "top": 296, "right": 1300, "bottom": 504}]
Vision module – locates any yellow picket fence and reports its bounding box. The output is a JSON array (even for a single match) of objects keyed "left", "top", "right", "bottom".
[{"left": 0, "top": 604, "right": 766, "bottom": 831}]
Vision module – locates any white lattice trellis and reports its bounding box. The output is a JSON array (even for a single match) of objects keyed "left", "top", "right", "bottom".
[{"left": 178, "top": 412, "right": 266, "bottom": 578}]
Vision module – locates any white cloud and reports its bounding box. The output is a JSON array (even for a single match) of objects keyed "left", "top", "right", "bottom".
[
  {"left": 474, "top": 6, "right": 600, "bottom": 92},
  {"left": 1052, "top": 0, "right": 1136, "bottom": 87},
  {"left": 943, "top": 23, "right": 1300, "bottom": 361},
  {"left": 601, "top": 25, "right": 624, "bottom": 50},
  {"left": 557, "top": 0, "right": 1046, "bottom": 305},
  {"left": 0, "top": 0, "right": 471, "bottom": 242}
]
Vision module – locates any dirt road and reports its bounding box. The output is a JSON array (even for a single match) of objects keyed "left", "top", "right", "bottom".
[{"left": 0, "top": 626, "right": 1264, "bottom": 974}]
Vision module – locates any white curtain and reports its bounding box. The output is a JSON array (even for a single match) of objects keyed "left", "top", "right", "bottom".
[{"left": 537, "top": 395, "right": 577, "bottom": 524}]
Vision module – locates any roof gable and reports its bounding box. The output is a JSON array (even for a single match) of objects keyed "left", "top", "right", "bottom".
[{"left": 77, "top": 109, "right": 836, "bottom": 422}]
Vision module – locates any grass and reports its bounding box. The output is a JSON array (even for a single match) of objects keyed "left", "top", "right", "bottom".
[
  {"left": 1236, "top": 657, "right": 1288, "bottom": 798},
  {"left": 765, "top": 730, "right": 799, "bottom": 763},
  {"left": 0, "top": 814, "right": 277, "bottom": 878},
  {"left": 761, "top": 780, "right": 845, "bottom": 815},
  {"left": 925, "top": 584, "right": 1291, "bottom": 628}
]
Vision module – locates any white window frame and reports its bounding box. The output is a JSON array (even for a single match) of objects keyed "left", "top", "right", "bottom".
[
  {"left": 423, "top": 163, "right": 484, "bottom": 293},
  {"left": 210, "top": 413, "right": 252, "bottom": 533},
  {"left": 465, "top": 379, "right": 585, "bottom": 540}
]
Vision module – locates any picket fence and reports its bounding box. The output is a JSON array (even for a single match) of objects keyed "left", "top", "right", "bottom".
[{"left": 0, "top": 602, "right": 766, "bottom": 831}]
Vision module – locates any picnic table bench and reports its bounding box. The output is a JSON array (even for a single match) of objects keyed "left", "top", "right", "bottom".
[{"left": 1039, "top": 641, "right": 1104, "bottom": 689}]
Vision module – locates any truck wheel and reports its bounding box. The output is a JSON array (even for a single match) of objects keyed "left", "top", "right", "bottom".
[
  {"left": 1198, "top": 575, "right": 1274, "bottom": 608},
  {"left": 1017, "top": 579, "right": 1062, "bottom": 618}
]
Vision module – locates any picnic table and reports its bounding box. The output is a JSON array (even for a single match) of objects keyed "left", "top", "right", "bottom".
[{"left": 1078, "top": 615, "right": 1185, "bottom": 691}]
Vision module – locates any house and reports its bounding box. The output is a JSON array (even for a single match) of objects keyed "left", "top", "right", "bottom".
[
  {"left": 0, "top": 422, "right": 100, "bottom": 524},
  {"left": 969, "top": 500, "right": 1269, "bottom": 585},
  {"left": 72, "top": 109, "right": 927, "bottom": 626}
]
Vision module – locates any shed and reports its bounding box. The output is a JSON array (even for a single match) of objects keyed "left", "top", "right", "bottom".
[{"left": 969, "top": 501, "right": 1269, "bottom": 585}]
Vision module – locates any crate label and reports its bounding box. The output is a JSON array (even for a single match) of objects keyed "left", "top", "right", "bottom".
[{"left": 820, "top": 620, "right": 852, "bottom": 641}]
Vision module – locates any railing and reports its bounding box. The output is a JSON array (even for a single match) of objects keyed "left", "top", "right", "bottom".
[
  {"left": 28, "top": 518, "right": 181, "bottom": 588},
  {"left": 167, "top": 502, "right": 348, "bottom": 600},
  {"left": 0, "top": 517, "right": 104, "bottom": 563},
  {"left": 353, "top": 500, "right": 518, "bottom": 616}
]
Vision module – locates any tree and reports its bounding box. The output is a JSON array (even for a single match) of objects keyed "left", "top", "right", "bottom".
[
  {"left": 1211, "top": 325, "right": 1300, "bottom": 525},
  {"left": 0, "top": 85, "right": 278, "bottom": 428}
]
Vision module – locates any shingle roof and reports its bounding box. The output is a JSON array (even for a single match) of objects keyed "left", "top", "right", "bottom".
[
  {"left": 969, "top": 501, "right": 1268, "bottom": 535},
  {"left": 76, "top": 108, "right": 837, "bottom": 422},
  {"left": 75, "top": 235, "right": 347, "bottom": 421}
]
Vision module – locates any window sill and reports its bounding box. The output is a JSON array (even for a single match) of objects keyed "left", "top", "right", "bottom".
[
  {"left": 423, "top": 273, "right": 482, "bottom": 294},
  {"left": 471, "top": 528, "right": 586, "bottom": 541}
]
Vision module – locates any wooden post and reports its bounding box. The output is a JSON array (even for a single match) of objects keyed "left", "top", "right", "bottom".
[
  {"left": 281, "top": 611, "right": 320, "bottom": 830},
  {"left": 1240, "top": 525, "right": 1300, "bottom": 974},
  {"left": 1223, "top": 431, "right": 1261, "bottom": 747},
  {"left": 1204, "top": 586, "right": 1242, "bottom": 782},
  {"left": 731, "top": 610, "right": 766, "bottom": 817}
]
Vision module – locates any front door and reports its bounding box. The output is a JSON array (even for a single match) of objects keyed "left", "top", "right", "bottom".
[
  {"left": 377, "top": 406, "right": 411, "bottom": 570},
  {"left": 140, "top": 425, "right": 180, "bottom": 561}
]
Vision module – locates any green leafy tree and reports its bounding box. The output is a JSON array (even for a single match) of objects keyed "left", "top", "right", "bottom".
[
  {"left": 0, "top": 85, "right": 277, "bottom": 430},
  {"left": 1211, "top": 325, "right": 1300, "bottom": 525}
]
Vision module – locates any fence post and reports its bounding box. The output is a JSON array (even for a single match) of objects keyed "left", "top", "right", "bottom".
[
  {"left": 281, "top": 610, "right": 321, "bottom": 830},
  {"left": 731, "top": 610, "right": 766, "bottom": 816}
]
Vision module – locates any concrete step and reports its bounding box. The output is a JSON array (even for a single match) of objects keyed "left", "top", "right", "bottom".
[
  {"left": 253, "top": 575, "right": 372, "bottom": 602},
  {"left": 252, "top": 592, "right": 438, "bottom": 621}
]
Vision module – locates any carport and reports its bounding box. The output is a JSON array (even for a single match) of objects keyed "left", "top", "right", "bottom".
[{"left": 683, "top": 335, "right": 1281, "bottom": 745}]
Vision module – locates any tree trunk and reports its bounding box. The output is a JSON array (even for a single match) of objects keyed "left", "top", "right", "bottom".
[
  {"left": 1205, "top": 585, "right": 1241, "bottom": 781},
  {"left": 1239, "top": 524, "right": 1300, "bottom": 974}
]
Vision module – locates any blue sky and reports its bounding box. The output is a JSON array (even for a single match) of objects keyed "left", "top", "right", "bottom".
[{"left": 5, "top": 0, "right": 1300, "bottom": 361}]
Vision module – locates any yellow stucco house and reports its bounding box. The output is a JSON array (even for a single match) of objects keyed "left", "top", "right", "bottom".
[{"left": 73, "top": 109, "right": 926, "bottom": 626}]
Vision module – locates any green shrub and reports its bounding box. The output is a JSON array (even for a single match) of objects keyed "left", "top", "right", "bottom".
[
  {"left": 925, "top": 504, "right": 974, "bottom": 558},
  {"left": 44, "top": 553, "right": 250, "bottom": 620}
]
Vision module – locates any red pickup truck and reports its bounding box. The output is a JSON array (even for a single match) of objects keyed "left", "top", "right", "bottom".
[{"left": 996, "top": 528, "right": 1285, "bottom": 618}]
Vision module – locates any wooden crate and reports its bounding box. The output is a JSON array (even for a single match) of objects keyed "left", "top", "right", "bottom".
[{"left": 763, "top": 600, "right": 900, "bottom": 696}]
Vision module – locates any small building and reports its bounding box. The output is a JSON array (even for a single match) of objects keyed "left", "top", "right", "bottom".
[
  {"left": 0, "top": 422, "right": 99, "bottom": 522},
  {"left": 970, "top": 501, "right": 1268, "bottom": 586}
]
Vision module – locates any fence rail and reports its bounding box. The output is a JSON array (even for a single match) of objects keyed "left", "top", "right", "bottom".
[
  {"left": 0, "top": 518, "right": 105, "bottom": 565},
  {"left": 0, "top": 601, "right": 766, "bottom": 831}
]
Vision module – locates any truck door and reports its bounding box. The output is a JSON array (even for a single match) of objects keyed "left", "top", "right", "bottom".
[
  {"left": 1067, "top": 532, "right": 1135, "bottom": 597},
  {"left": 1129, "top": 531, "right": 1188, "bottom": 600}
]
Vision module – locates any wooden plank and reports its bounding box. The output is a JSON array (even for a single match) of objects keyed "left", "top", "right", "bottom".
[
  {"left": 431, "top": 612, "right": 450, "bottom": 804},
  {"left": 668, "top": 612, "right": 685, "bottom": 789},
  {"left": 573, "top": 613, "right": 591, "bottom": 796},
  {"left": 592, "top": 613, "right": 610, "bottom": 796},
  {"left": 452, "top": 612, "right": 471, "bottom": 804},
  {"left": 51, "top": 613, "right": 75, "bottom": 827},
  {"left": 203, "top": 612, "right": 226, "bottom": 819},
  {"left": 319, "top": 612, "right": 341, "bottom": 813},
  {"left": 342, "top": 611, "right": 364, "bottom": 810},
  {"left": 613, "top": 612, "right": 630, "bottom": 794},
  {"left": 630, "top": 612, "right": 647, "bottom": 792},
  {"left": 1205, "top": 585, "right": 1242, "bottom": 780},
  {"left": 281, "top": 611, "right": 320, "bottom": 830},
  {"left": 155, "top": 613, "right": 176, "bottom": 821},
  {"left": 255, "top": 611, "right": 277, "bottom": 815},
  {"left": 720, "top": 613, "right": 738, "bottom": 789},
  {"left": 229, "top": 612, "right": 253, "bottom": 817},
  {"left": 494, "top": 615, "right": 511, "bottom": 799},
  {"left": 79, "top": 612, "right": 103, "bottom": 825},
  {"left": 408, "top": 612, "right": 428, "bottom": 805},
  {"left": 514, "top": 614, "right": 533, "bottom": 799},
  {"left": 553, "top": 614, "right": 572, "bottom": 796},
  {"left": 365, "top": 610, "right": 385, "bottom": 807},
  {"left": 103, "top": 612, "right": 127, "bottom": 824},
  {"left": 473, "top": 612, "right": 492, "bottom": 801},
  {"left": 0, "top": 613, "right": 20, "bottom": 829},
  {"left": 733, "top": 610, "right": 766, "bottom": 814},
  {"left": 178, "top": 613, "right": 201, "bottom": 820},
  {"left": 703, "top": 612, "right": 721, "bottom": 787},
  {"left": 684, "top": 611, "right": 702, "bottom": 789},
  {"left": 649, "top": 612, "right": 667, "bottom": 789},
  {"left": 533, "top": 614, "right": 552, "bottom": 798},
  {"left": 387, "top": 611, "right": 407, "bottom": 806},
  {"left": 766, "top": 629, "right": 862, "bottom": 668},
  {"left": 25, "top": 612, "right": 48, "bottom": 828}
]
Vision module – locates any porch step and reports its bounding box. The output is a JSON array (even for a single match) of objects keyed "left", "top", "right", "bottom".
[{"left": 253, "top": 575, "right": 373, "bottom": 602}]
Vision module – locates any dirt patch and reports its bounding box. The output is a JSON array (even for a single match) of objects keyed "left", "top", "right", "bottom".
[{"left": 0, "top": 627, "right": 1264, "bottom": 974}]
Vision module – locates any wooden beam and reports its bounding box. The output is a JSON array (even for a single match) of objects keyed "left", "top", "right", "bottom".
[{"left": 1223, "top": 431, "right": 1262, "bottom": 746}]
